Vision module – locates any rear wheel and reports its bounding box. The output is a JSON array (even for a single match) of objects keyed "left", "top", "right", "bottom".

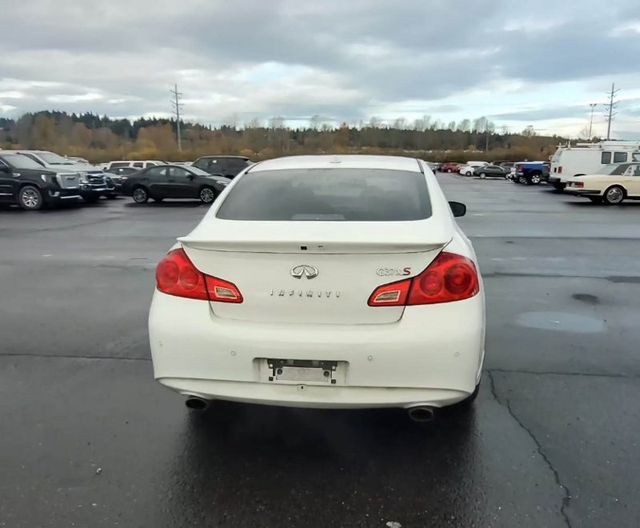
[
  {"left": 529, "top": 173, "right": 541, "bottom": 185},
  {"left": 132, "top": 186, "right": 149, "bottom": 204},
  {"left": 552, "top": 182, "right": 565, "bottom": 191},
  {"left": 199, "top": 186, "right": 216, "bottom": 204},
  {"left": 603, "top": 185, "right": 625, "bottom": 205},
  {"left": 517, "top": 175, "right": 528, "bottom": 184},
  {"left": 479, "top": 172, "right": 486, "bottom": 179},
  {"left": 18, "top": 185, "right": 44, "bottom": 210}
]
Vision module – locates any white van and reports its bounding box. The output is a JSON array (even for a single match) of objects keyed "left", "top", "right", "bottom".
[{"left": 549, "top": 141, "right": 640, "bottom": 190}]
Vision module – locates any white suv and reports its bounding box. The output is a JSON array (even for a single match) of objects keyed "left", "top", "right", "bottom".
[{"left": 103, "top": 160, "right": 165, "bottom": 171}]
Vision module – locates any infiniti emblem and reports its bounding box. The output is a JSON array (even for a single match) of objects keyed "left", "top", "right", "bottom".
[{"left": 291, "top": 264, "right": 319, "bottom": 279}]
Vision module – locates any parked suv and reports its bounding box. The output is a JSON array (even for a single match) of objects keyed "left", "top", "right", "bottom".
[
  {"left": 5, "top": 150, "right": 114, "bottom": 202},
  {"left": 102, "top": 160, "right": 165, "bottom": 172},
  {"left": 0, "top": 152, "right": 82, "bottom": 210},
  {"left": 192, "top": 156, "right": 252, "bottom": 178}
]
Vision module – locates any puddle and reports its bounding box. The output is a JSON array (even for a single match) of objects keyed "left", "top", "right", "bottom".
[
  {"left": 572, "top": 293, "right": 600, "bottom": 305},
  {"left": 516, "top": 311, "right": 606, "bottom": 333}
]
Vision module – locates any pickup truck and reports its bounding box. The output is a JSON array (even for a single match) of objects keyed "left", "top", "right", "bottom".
[{"left": 509, "top": 162, "right": 549, "bottom": 185}]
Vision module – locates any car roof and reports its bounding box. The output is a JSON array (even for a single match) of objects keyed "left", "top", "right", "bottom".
[
  {"left": 197, "top": 155, "right": 250, "bottom": 160},
  {"left": 249, "top": 155, "right": 421, "bottom": 173}
]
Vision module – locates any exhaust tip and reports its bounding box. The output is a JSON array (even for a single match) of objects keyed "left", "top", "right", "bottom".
[
  {"left": 185, "top": 397, "right": 210, "bottom": 411},
  {"left": 407, "top": 405, "right": 436, "bottom": 423}
]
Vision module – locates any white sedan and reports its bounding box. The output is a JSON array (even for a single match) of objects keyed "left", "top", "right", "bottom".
[
  {"left": 565, "top": 162, "right": 640, "bottom": 204},
  {"left": 148, "top": 155, "right": 485, "bottom": 421}
]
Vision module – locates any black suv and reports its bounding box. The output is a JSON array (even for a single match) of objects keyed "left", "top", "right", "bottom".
[
  {"left": 192, "top": 156, "right": 252, "bottom": 178},
  {"left": 0, "top": 153, "right": 82, "bottom": 210}
]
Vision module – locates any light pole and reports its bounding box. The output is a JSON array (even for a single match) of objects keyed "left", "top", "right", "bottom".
[{"left": 588, "top": 103, "right": 597, "bottom": 139}]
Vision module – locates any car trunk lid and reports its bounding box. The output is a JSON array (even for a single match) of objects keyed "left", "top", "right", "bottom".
[{"left": 179, "top": 220, "right": 451, "bottom": 325}]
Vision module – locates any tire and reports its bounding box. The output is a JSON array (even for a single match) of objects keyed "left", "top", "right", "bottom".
[
  {"left": 465, "top": 171, "right": 472, "bottom": 176},
  {"left": 529, "top": 173, "right": 542, "bottom": 185},
  {"left": 132, "top": 186, "right": 149, "bottom": 204},
  {"left": 199, "top": 186, "right": 216, "bottom": 204},
  {"left": 517, "top": 175, "right": 528, "bottom": 185},
  {"left": 603, "top": 185, "right": 625, "bottom": 205},
  {"left": 479, "top": 172, "right": 486, "bottom": 179},
  {"left": 447, "top": 169, "right": 452, "bottom": 173},
  {"left": 552, "top": 182, "right": 565, "bottom": 191},
  {"left": 18, "top": 185, "right": 44, "bottom": 211}
]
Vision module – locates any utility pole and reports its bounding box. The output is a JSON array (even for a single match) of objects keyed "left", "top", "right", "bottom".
[
  {"left": 604, "top": 83, "right": 620, "bottom": 141},
  {"left": 170, "top": 83, "right": 183, "bottom": 151},
  {"left": 588, "top": 103, "right": 597, "bottom": 139}
]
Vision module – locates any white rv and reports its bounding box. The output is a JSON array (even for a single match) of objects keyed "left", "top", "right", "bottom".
[{"left": 549, "top": 141, "right": 640, "bottom": 190}]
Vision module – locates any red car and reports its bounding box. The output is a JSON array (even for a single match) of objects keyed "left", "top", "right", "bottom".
[{"left": 440, "top": 162, "right": 461, "bottom": 173}]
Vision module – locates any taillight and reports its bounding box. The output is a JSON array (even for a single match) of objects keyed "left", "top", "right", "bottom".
[
  {"left": 155, "top": 248, "right": 243, "bottom": 303},
  {"left": 368, "top": 279, "right": 411, "bottom": 307},
  {"left": 368, "top": 252, "right": 479, "bottom": 307},
  {"left": 572, "top": 182, "right": 584, "bottom": 188},
  {"left": 558, "top": 166, "right": 563, "bottom": 174}
]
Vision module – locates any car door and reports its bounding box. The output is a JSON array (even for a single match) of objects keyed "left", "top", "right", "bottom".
[
  {"left": 626, "top": 164, "right": 640, "bottom": 196},
  {"left": 0, "top": 159, "right": 17, "bottom": 202},
  {"left": 143, "top": 166, "right": 169, "bottom": 197},
  {"left": 166, "top": 166, "right": 196, "bottom": 198}
]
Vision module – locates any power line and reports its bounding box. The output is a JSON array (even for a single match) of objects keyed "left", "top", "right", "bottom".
[
  {"left": 604, "top": 83, "right": 620, "bottom": 141},
  {"left": 169, "top": 83, "right": 184, "bottom": 151}
]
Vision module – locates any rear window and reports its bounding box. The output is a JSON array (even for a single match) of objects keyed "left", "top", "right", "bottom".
[{"left": 216, "top": 168, "right": 431, "bottom": 221}]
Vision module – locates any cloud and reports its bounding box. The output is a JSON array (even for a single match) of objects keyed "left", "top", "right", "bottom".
[{"left": 0, "top": 0, "right": 639, "bottom": 136}]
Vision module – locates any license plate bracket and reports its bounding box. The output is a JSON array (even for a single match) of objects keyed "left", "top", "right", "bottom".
[{"left": 267, "top": 359, "right": 338, "bottom": 384}]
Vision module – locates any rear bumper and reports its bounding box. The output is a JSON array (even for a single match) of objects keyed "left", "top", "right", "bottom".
[{"left": 148, "top": 291, "right": 485, "bottom": 409}]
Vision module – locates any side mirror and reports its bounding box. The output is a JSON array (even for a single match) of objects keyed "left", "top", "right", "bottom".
[{"left": 449, "top": 201, "right": 466, "bottom": 217}]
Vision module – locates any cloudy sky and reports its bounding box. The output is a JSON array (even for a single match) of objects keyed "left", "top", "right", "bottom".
[{"left": 1, "top": 0, "right": 640, "bottom": 137}]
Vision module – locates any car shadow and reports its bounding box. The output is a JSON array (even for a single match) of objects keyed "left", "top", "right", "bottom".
[
  {"left": 124, "top": 200, "right": 206, "bottom": 208},
  {"left": 163, "top": 401, "right": 481, "bottom": 525},
  {"left": 565, "top": 200, "right": 640, "bottom": 208}
]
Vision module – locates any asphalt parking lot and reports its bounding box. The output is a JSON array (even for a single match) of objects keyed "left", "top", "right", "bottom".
[{"left": 1, "top": 174, "right": 639, "bottom": 528}]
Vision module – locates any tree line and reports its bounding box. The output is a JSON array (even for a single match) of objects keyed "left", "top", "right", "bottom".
[{"left": 0, "top": 111, "right": 564, "bottom": 163}]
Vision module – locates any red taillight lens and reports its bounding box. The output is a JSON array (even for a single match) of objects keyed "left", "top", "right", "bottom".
[
  {"left": 369, "top": 252, "right": 479, "bottom": 307},
  {"left": 155, "top": 248, "right": 243, "bottom": 303}
]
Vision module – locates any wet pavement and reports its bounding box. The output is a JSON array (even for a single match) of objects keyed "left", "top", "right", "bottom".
[{"left": 1, "top": 175, "right": 639, "bottom": 527}]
